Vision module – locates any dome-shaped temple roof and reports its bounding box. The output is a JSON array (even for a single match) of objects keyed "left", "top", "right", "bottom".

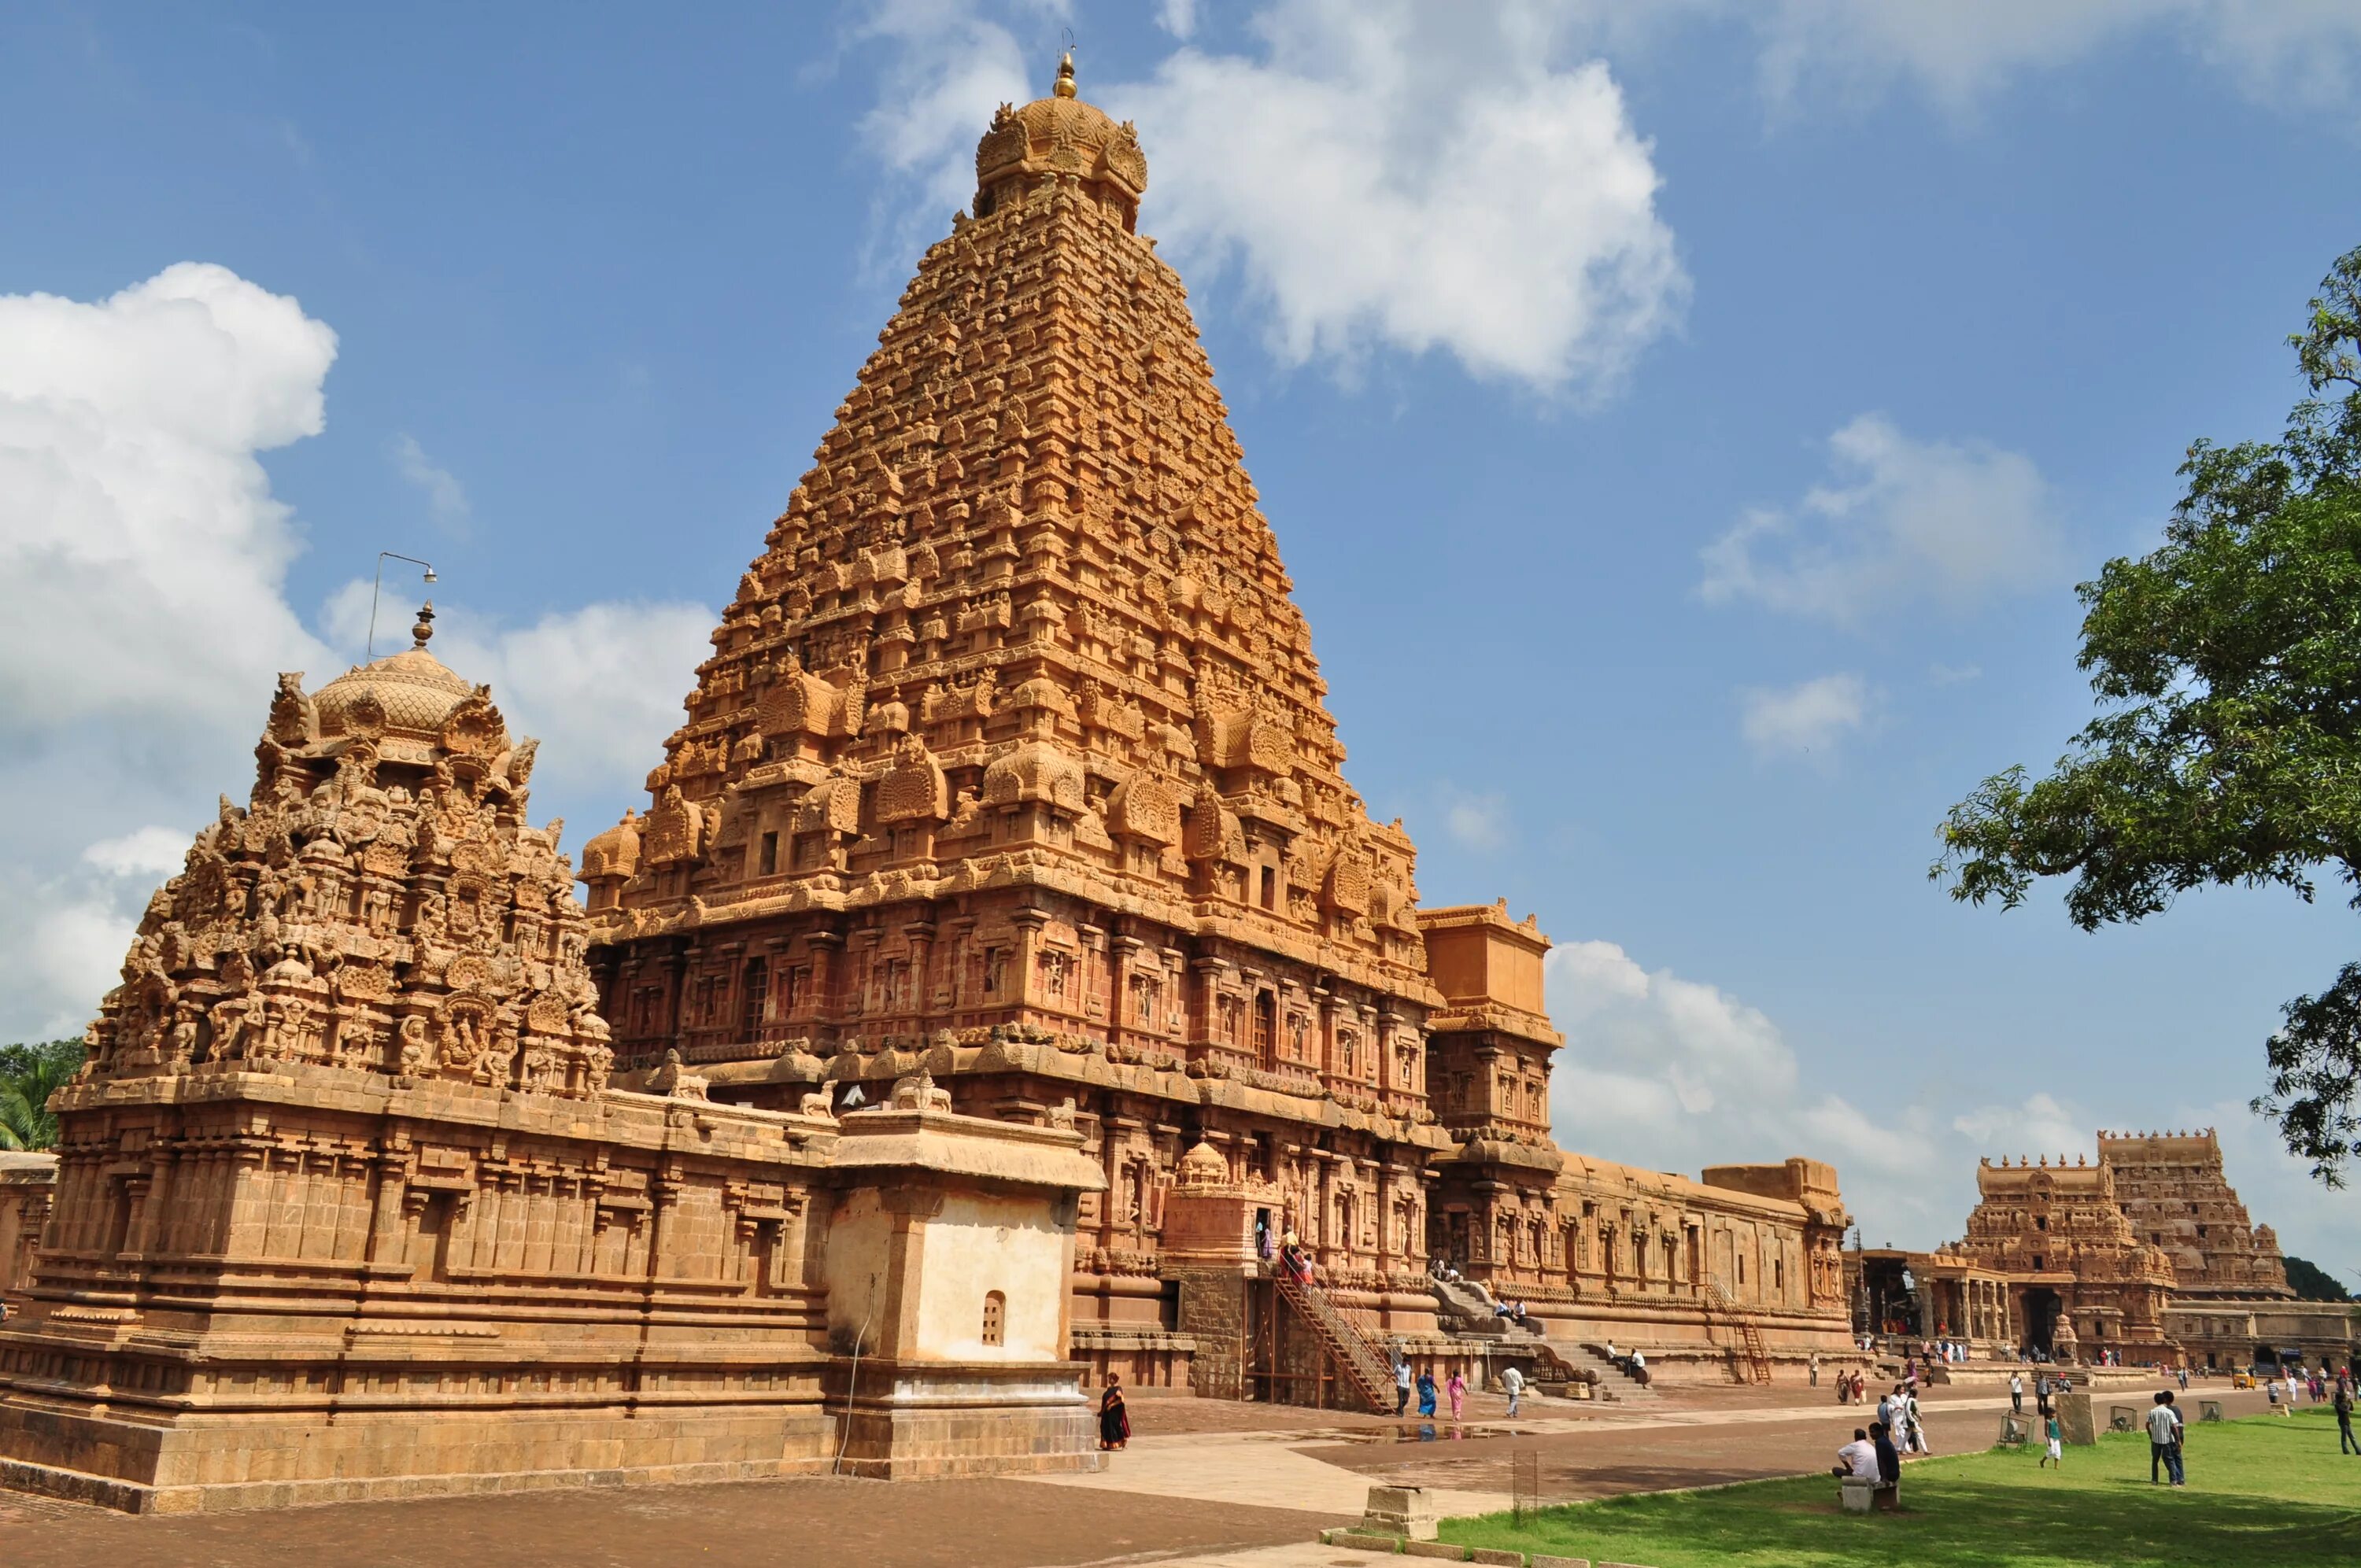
[
  {"left": 1177, "top": 1140, "right": 1229, "bottom": 1187},
  {"left": 974, "top": 53, "right": 1147, "bottom": 227},
  {"left": 982, "top": 738, "right": 1085, "bottom": 811},
  {"left": 582, "top": 808, "right": 642, "bottom": 884},
  {"left": 314, "top": 603, "right": 475, "bottom": 739}
]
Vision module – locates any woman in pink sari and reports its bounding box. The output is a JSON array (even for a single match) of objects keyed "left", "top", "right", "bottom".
[{"left": 1446, "top": 1366, "right": 1467, "bottom": 1422}]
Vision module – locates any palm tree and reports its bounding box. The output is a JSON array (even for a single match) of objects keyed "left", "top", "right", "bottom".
[{"left": 0, "top": 1045, "right": 80, "bottom": 1152}]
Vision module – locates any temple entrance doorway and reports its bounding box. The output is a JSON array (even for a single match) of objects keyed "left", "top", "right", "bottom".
[{"left": 2023, "top": 1287, "right": 2063, "bottom": 1356}]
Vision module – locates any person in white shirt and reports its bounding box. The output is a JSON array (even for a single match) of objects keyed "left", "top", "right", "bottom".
[
  {"left": 2145, "top": 1391, "right": 2185, "bottom": 1485},
  {"left": 1501, "top": 1363, "right": 1525, "bottom": 1418},
  {"left": 1904, "top": 1390, "right": 1931, "bottom": 1454},
  {"left": 1831, "top": 1428, "right": 1879, "bottom": 1478}
]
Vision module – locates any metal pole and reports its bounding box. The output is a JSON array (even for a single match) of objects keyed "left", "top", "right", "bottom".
[{"left": 367, "top": 552, "right": 438, "bottom": 659}]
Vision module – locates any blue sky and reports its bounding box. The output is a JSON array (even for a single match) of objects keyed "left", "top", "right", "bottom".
[{"left": 3, "top": 1, "right": 2357, "bottom": 1275}]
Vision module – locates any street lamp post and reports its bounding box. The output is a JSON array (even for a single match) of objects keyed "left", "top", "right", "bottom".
[{"left": 367, "top": 552, "right": 438, "bottom": 659}]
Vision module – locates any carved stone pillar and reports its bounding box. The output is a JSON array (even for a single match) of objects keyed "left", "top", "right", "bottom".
[
  {"left": 1011, "top": 908, "right": 1048, "bottom": 1015},
  {"left": 902, "top": 921, "right": 937, "bottom": 1030},
  {"left": 1109, "top": 933, "right": 1143, "bottom": 1050},
  {"left": 807, "top": 929, "right": 844, "bottom": 1027},
  {"left": 364, "top": 1146, "right": 412, "bottom": 1268}
]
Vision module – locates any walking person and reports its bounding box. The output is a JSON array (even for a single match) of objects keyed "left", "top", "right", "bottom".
[
  {"left": 1906, "top": 1389, "right": 1932, "bottom": 1455},
  {"left": 2010, "top": 1371, "right": 2023, "bottom": 1415},
  {"left": 1098, "top": 1374, "right": 1130, "bottom": 1452},
  {"left": 2334, "top": 1379, "right": 2356, "bottom": 1455},
  {"left": 1447, "top": 1366, "right": 1467, "bottom": 1422},
  {"left": 1416, "top": 1366, "right": 1438, "bottom": 1419},
  {"left": 1394, "top": 1355, "right": 1413, "bottom": 1417},
  {"left": 1502, "top": 1363, "right": 1525, "bottom": 1419},
  {"left": 1810, "top": 1352, "right": 1821, "bottom": 1389},
  {"left": 2040, "top": 1410, "right": 2063, "bottom": 1469}
]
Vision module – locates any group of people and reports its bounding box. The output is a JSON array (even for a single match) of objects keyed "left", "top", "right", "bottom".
[
  {"left": 1830, "top": 1420, "right": 1903, "bottom": 1506},
  {"left": 1830, "top": 1367, "right": 1872, "bottom": 1405},
  {"left": 1493, "top": 1298, "right": 1532, "bottom": 1326},
  {"left": 1392, "top": 1357, "right": 1474, "bottom": 1420},
  {"left": 2006, "top": 1369, "right": 2074, "bottom": 1418},
  {"left": 1875, "top": 1384, "right": 1932, "bottom": 1455}
]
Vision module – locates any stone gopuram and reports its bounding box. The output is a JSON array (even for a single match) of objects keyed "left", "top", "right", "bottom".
[
  {"left": 1953, "top": 1153, "right": 2178, "bottom": 1362},
  {"left": 1852, "top": 1127, "right": 2353, "bottom": 1372},
  {"left": 2097, "top": 1128, "right": 2289, "bottom": 1299},
  {"left": 2, "top": 55, "right": 1860, "bottom": 1514}
]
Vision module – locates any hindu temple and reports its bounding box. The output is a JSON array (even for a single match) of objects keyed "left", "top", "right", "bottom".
[{"left": 0, "top": 57, "right": 1855, "bottom": 1513}]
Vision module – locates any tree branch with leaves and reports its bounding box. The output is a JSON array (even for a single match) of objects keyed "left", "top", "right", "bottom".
[{"left": 1934, "top": 244, "right": 2361, "bottom": 1185}]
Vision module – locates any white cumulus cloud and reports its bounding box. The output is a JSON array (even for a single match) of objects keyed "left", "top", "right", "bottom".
[
  {"left": 1743, "top": 0, "right": 2361, "bottom": 116},
  {"left": 0, "top": 264, "right": 713, "bottom": 1043},
  {"left": 1435, "top": 784, "right": 1510, "bottom": 854},
  {"left": 1738, "top": 672, "right": 1869, "bottom": 759},
  {"left": 390, "top": 432, "right": 471, "bottom": 537},
  {"left": 1107, "top": 0, "right": 1687, "bottom": 393},
  {"left": 853, "top": 0, "right": 1687, "bottom": 396},
  {"left": 1549, "top": 943, "right": 2028, "bottom": 1252},
  {"left": 1701, "top": 415, "right": 2062, "bottom": 625}
]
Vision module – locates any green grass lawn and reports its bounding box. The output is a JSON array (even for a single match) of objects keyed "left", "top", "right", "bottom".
[{"left": 1443, "top": 1408, "right": 2360, "bottom": 1567}]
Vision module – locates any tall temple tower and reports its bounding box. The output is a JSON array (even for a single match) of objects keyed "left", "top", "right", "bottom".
[
  {"left": 579, "top": 57, "right": 1852, "bottom": 1389},
  {"left": 580, "top": 54, "right": 1465, "bottom": 1374}
]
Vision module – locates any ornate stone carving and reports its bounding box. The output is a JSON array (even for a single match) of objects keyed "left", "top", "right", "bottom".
[{"left": 79, "top": 607, "right": 611, "bottom": 1101}]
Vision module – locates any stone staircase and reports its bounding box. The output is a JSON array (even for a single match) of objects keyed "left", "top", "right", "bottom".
[
  {"left": 1273, "top": 1266, "right": 1397, "bottom": 1414},
  {"left": 1427, "top": 1277, "right": 1657, "bottom": 1400}
]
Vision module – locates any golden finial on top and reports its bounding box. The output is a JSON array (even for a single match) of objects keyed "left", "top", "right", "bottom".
[
  {"left": 412, "top": 601, "right": 436, "bottom": 650},
  {"left": 1054, "top": 50, "right": 1077, "bottom": 98}
]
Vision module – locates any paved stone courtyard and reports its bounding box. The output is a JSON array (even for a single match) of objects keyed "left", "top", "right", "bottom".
[{"left": 3, "top": 1382, "right": 2273, "bottom": 1568}]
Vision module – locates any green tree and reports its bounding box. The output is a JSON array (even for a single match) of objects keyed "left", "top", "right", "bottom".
[
  {"left": 1934, "top": 244, "right": 2361, "bottom": 1185},
  {"left": 2281, "top": 1254, "right": 2353, "bottom": 1302},
  {"left": 0, "top": 1037, "right": 84, "bottom": 1152}
]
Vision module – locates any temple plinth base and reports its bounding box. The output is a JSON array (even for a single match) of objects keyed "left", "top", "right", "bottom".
[
  {"left": 824, "top": 1358, "right": 1100, "bottom": 1478},
  {"left": 0, "top": 1396, "right": 838, "bottom": 1515}
]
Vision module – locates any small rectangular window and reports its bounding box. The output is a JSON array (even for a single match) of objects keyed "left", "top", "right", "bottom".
[
  {"left": 740, "top": 959, "right": 770, "bottom": 1036},
  {"left": 758, "top": 831, "right": 779, "bottom": 876},
  {"left": 981, "top": 1290, "right": 1006, "bottom": 1347},
  {"left": 1258, "top": 865, "right": 1277, "bottom": 909}
]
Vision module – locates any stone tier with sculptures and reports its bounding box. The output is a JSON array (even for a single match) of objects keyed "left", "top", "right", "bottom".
[{"left": 83, "top": 605, "right": 614, "bottom": 1102}]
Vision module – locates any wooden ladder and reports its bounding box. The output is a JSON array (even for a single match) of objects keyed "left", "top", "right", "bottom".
[
  {"left": 1706, "top": 1282, "right": 1773, "bottom": 1385},
  {"left": 1273, "top": 1266, "right": 1396, "bottom": 1412}
]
